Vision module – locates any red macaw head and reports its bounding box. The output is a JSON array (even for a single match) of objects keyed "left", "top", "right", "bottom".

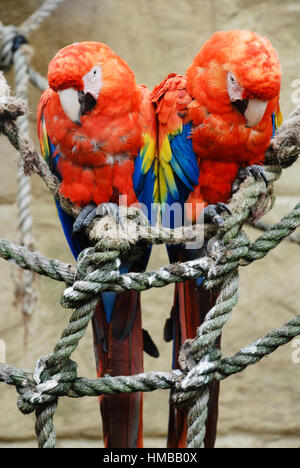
[
  {"left": 186, "top": 30, "right": 282, "bottom": 127},
  {"left": 47, "top": 41, "right": 139, "bottom": 125}
]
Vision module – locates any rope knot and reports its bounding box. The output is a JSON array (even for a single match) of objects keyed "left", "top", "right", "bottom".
[
  {"left": 75, "top": 246, "right": 121, "bottom": 280},
  {"left": 203, "top": 230, "right": 250, "bottom": 290},
  {"left": 172, "top": 343, "right": 221, "bottom": 408},
  {"left": 61, "top": 242, "right": 125, "bottom": 309},
  {"left": 16, "top": 355, "right": 78, "bottom": 414}
]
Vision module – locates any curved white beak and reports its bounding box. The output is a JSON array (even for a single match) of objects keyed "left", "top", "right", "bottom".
[
  {"left": 245, "top": 99, "right": 268, "bottom": 128},
  {"left": 58, "top": 88, "right": 81, "bottom": 124}
]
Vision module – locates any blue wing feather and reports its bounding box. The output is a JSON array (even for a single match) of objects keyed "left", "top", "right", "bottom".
[
  {"left": 54, "top": 199, "right": 82, "bottom": 259},
  {"left": 272, "top": 113, "right": 276, "bottom": 138},
  {"left": 169, "top": 122, "right": 199, "bottom": 190},
  {"left": 133, "top": 149, "right": 157, "bottom": 226},
  {"left": 162, "top": 122, "right": 199, "bottom": 229},
  {"left": 43, "top": 132, "right": 84, "bottom": 260},
  {"left": 133, "top": 150, "right": 155, "bottom": 208}
]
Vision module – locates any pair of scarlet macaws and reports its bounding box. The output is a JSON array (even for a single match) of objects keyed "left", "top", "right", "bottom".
[{"left": 37, "top": 30, "right": 282, "bottom": 448}]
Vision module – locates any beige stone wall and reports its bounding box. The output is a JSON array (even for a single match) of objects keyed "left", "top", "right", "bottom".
[{"left": 0, "top": 0, "right": 299, "bottom": 448}]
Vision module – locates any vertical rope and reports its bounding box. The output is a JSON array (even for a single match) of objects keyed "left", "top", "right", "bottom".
[
  {"left": 185, "top": 272, "right": 240, "bottom": 447},
  {"left": 12, "top": 47, "right": 37, "bottom": 342},
  {"left": 35, "top": 401, "right": 58, "bottom": 448}
]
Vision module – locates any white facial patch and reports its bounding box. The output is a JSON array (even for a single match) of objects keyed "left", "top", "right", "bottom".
[
  {"left": 83, "top": 65, "right": 103, "bottom": 100},
  {"left": 227, "top": 72, "right": 244, "bottom": 102},
  {"left": 58, "top": 88, "right": 81, "bottom": 123}
]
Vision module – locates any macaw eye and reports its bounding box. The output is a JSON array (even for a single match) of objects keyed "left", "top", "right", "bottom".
[
  {"left": 90, "top": 67, "right": 99, "bottom": 80},
  {"left": 227, "top": 72, "right": 244, "bottom": 103},
  {"left": 229, "top": 73, "right": 236, "bottom": 83}
]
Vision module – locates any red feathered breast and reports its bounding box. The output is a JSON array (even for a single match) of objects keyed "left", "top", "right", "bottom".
[{"left": 43, "top": 92, "right": 143, "bottom": 207}]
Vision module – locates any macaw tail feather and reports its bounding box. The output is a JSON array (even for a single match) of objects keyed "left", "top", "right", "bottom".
[
  {"left": 166, "top": 279, "right": 220, "bottom": 448},
  {"left": 92, "top": 291, "right": 144, "bottom": 448}
]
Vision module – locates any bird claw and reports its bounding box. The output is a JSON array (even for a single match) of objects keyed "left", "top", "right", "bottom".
[
  {"left": 231, "top": 167, "right": 248, "bottom": 194},
  {"left": 96, "top": 202, "right": 124, "bottom": 228},
  {"left": 72, "top": 202, "right": 124, "bottom": 236},
  {"left": 232, "top": 165, "right": 268, "bottom": 195},
  {"left": 72, "top": 202, "right": 97, "bottom": 235},
  {"left": 247, "top": 164, "right": 268, "bottom": 187},
  {"left": 204, "top": 202, "right": 231, "bottom": 226}
]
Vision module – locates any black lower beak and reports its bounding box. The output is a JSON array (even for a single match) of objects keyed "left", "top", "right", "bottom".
[
  {"left": 232, "top": 99, "right": 249, "bottom": 116},
  {"left": 77, "top": 91, "right": 97, "bottom": 121}
]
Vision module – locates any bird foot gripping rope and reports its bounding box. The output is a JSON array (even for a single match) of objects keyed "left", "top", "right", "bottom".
[{"left": 1, "top": 56, "right": 300, "bottom": 447}]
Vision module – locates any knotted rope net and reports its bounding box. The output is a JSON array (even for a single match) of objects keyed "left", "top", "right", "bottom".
[{"left": 1, "top": 0, "right": 300, "bottom": 449}]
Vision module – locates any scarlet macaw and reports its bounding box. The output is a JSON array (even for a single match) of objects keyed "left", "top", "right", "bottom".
[
  {"left": 151, "top": 30, "right": 282, "bottom": 448},
  {"left": 37, "top": 42, "right": 158, "bottom": 448}
]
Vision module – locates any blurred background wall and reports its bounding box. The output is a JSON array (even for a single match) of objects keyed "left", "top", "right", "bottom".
[{"left": 0, "top": 0, "right": 299, "bottom": 448}]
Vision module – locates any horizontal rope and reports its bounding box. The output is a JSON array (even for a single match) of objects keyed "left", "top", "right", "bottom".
[
  {"left": 1, "top": 310, "right": 299, "bottom": 398},
  {"left": 253, "top": 219, "right": 300, "bottom": 245},
  {"left": 0, "top": 198, "right": 299, "bottom": 300},
  {"left": 218, "top": 314, "right": 300, "bottom": 379},
  {"left": 0, "top": 238, "right": 76, "bottom": 285},
  {"left": 241, "top": 202, "right": 300, "bottom": 264}
]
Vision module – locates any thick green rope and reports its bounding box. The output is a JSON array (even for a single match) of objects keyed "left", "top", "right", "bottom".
[
  {"left": 219, "top": 314, "right": 300, "bottom": 378},
  {"left": 1, "top": 195, "right": 299, "bottom": 297},
  {"left": 1, "top": 195, "right": 300, "bottom": 448},
  {"left": 0, "top": 238, "right": 75, "bottom": 285},
  {"left": 241, "top": 202, "right": 300, "bottom": 265},
  {"left": 35, "top": 402, "right": 57, "bottom": 449},
  {"left": 2, "top": 311, "right": 299, "bottom": 398}
]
